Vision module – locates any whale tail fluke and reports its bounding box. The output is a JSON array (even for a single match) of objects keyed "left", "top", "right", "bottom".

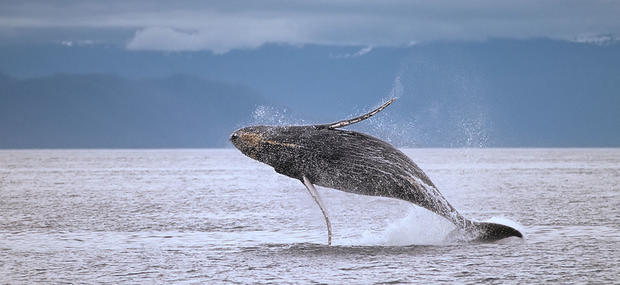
[
  {"left": 447, "top": 221, "right": 523, "bottom": 242},
  {"left": 469, "top": 221, "right": 523, "bottom": 241}
]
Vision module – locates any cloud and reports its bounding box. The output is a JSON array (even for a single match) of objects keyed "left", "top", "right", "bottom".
[
  {"left": 59, "top": 40, "right": 96, "bottom": 47},
  {"left": 330, "top": 46, "right": 374, "bottom": 58},
  {"left": 1, "top": 0, "right": 620, "bottom": 52},
  {"left": 349, "top": 46, "right": 374, "bottom": 57},
  {"left": 570, "top": 34, "right": 619, "bottom": 46},
  {"left": 126, "top": 27, "right": 263, "bottom": 53},
  {"left": 126, "top": 18, "right": 307, "bottom": 53}
]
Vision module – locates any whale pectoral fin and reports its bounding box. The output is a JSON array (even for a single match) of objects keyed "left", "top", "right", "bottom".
[
  {"left": 302, "top": 175, "right": 332, "bottom": 246},
  {"left": 317, "top": 98, "right": 395, "bottom": 129}
]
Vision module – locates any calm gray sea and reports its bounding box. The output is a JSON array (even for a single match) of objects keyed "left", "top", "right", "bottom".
[{"left": 1, "top": 149, "right": 618, "bottom": 284}]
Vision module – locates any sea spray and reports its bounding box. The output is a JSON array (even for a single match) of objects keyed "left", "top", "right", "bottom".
[
  {"left": 252, "top": 105, "right": 307, "bottom": 126},
  {"left": 364, "top": 73, "right": 416, "bottom": 146},
  {"left": 340, "top": 207, "right": 455, "bottom": 246}
]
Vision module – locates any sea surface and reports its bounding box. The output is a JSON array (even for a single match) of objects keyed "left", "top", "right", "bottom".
[{"left": 1, "top": 149, "right": 618, "bottom": 284}]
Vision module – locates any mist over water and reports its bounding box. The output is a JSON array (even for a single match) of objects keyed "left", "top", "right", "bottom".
[
  {"left": 1, "top": 149, "right": 618, "bottom": 283},
  {"left": 243, "top": 52, "right": 495, "bottom": 149},
  {"left": 362, "top": 56, "right": 493, "bottom": 148},
  {"left": 304, "top": 59, "right": 494, "bottom": 148}
]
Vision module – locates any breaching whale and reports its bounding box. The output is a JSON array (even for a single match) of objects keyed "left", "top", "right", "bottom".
[{"left": 230, "top": 99, "right": 523, "bottom": 245}]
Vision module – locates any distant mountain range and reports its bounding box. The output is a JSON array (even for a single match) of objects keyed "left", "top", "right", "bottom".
[
  {"left": 0, "top": 73, "right": 265, "bottom": 148},
  {"left": 1, "top": 39, "right": 619, "bottom": 148}
]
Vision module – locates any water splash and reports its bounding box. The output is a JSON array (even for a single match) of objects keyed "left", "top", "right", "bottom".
[
  {"left": 364, "top": 74, "right": 413, "bottom": 146},
  {"left": 458, "top": 113, "right": 490, "bottom": 148},
  {"left": 389, "top": 54, "right": 493, "bottom": 147},
  {"left": 341, "top": 207, "right": 455, "bottom": 246},
  {"left": 389, "top": 74, "right": 403, "bottom": 100},
  {"left": 336, "top": 210, "right": 526, "bottom": 246},
  {"left": 252, "top": 105, "right": 305, "bottom": 126}
]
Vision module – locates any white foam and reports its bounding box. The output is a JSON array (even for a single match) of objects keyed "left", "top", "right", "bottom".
[
  {"left": 340, "top": 207, "right": 455, "bottom": 246},
  {"left": 335, "top": 212, "right": 527, "bottom": 246}
]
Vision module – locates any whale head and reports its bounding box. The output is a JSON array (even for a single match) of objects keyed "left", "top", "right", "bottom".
[{"left": 230, "top": 125, "right": 309, "bottom": 173}]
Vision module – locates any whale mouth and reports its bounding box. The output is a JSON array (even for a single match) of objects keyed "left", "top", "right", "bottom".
[
  {"left": 229, "top": 132, "right": 239, "bottom": 142},
  {"left": 229, "top": 130, "right": 243, "bottom": 150}
]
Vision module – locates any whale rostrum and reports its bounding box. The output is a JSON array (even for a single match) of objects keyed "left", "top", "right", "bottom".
[{"left": 230, "top": 98, "right": 523, "bottom": 244}]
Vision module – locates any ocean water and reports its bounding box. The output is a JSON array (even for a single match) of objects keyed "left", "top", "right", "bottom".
[{"left": 0, "top": 148, "right": 618, "bottom": 284}]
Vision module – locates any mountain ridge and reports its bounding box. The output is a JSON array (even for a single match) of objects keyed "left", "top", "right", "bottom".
[{"left": 1, "top": 39, "right": 619, "bottom": 147}]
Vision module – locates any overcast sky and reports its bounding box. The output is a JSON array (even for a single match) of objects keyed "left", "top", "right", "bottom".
[{"left": 1, "top": 0, "right": 619, "bottom": 53}]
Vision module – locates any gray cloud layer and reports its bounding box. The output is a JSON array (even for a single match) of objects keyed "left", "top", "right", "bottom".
[{"left": 1, "top": 0, "right": 619, "bottom": 52}]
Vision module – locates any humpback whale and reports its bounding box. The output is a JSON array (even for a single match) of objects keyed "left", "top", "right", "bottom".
[{"left": 230, "top": 99, "right": 522, "bottom": 244}]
